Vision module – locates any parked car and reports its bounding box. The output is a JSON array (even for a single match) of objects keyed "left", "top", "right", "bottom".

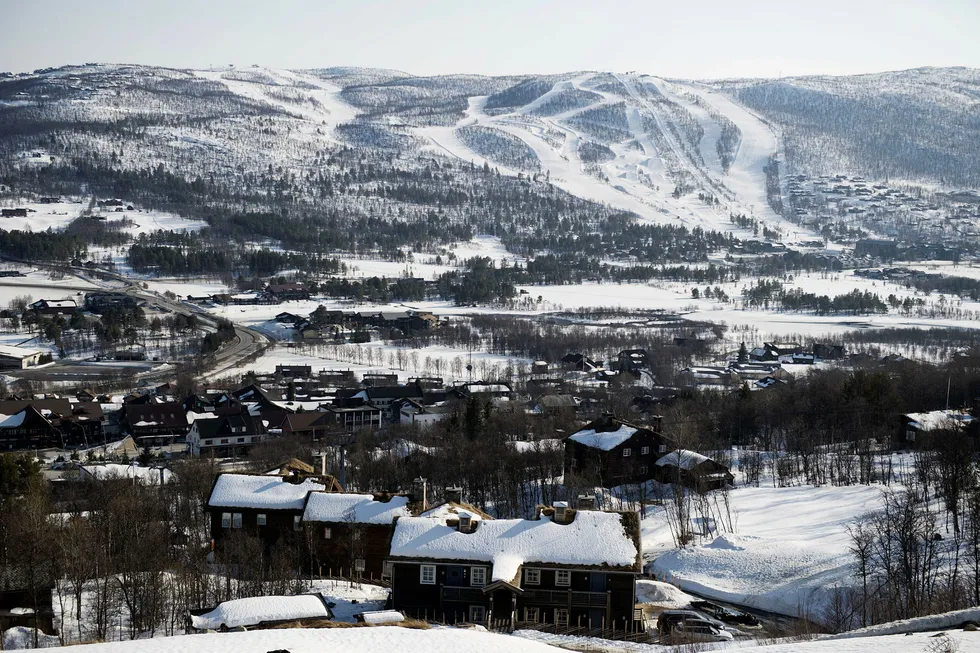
[
  {"left": 656, "top": 609, "right": 725, "bottom": 634},
  {"left": 671, "top": 619, "right": 734, "bottom": 643},
  {"left": 690, "top": 599, "right": 761, "bottom": 627}
]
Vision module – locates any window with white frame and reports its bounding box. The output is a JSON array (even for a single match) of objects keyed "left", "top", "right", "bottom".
[
  {"left": 221, "top": 512, "right": 231, "bottom": 528},
  {"left": 256, "top": 513, "right": 267, "bottom": 526},
  {"left": 623, "top": 448, "right": 632, "bottom": 457},
  {"left": 555, "top": 608, "right": 569, "bottom": 626},
  {"left": 231, "top": 512, "right": 242, "bottom": 529},
  {"left": 382, "top": 561, "right": 394, "bottom": 579},
  {"left": 469, "top": 605, "right": 486, "bottom": 623},
  {"left": 293, "top": 515, "right": 302, "bottom": 531},
  {"left": 420, "top": 564, "right": 436, "bottom": 585},
  {"left": 641, "top": 446, "right": 650, "bottom": 455},
  {"left": 524, "top": 568, "right": 541, "bottom": 585},
  {"left": 470, "top": 566, "right": 487, "bottom": 587},
  {"left": 323, "top": 527, "right": 332, "bottom": 539},
  {"left": 555, "top": 569, "right": 571, "bottom": 586},
  {"left": 658, "top": 444, "right": 667, "bottom": 453},
  {"left": 524, "top": 607, "right": 540, "bottom": 623}
]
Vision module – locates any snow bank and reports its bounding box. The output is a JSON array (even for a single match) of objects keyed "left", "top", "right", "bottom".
[
  {"left": 831, "top": 606, "right": 980, "bottom": 639},
  {"left": 2, "top": 626, "right": 60, "bottom": 650},
  {"left": 634, "top": 579, "right": 696, "bottom": 609},
  {"left": 50, "top": 625, "right": 566, "bottom": 653},
  {"left": 302, "top": 492, "right": 410, "bottom": 524},
  {"left": 390, "top": 512, "right": 638, "bottom": 583},
  {"left": 208, "top": 474, "right": 326, "bottom": 510},
  {"left": 190, "top": 594, "right": 330, "bottom": 630}
]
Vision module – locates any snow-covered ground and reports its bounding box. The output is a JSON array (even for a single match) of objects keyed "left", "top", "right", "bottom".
[
  {"left": 44, "top": 626, "right": 565, "bottom": 653},
  {"left": 647, "top": 483, "right": 886, "bottom": 618},
  {"left": 0, "top": 198, "right": 205, "bottom": 235}
]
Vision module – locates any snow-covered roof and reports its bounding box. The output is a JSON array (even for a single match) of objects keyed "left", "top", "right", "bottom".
[
  {"left": 0, "top": 412, "right": 27, "bottom": 428},
  {"left": 389, "top": 511, "right": 639, "bottom": 583},
  {"left": 190, "top": 594, "right": 330, "bottom": 630},
  {"left": 654, "top": 450, "right": 710, "bottom": 470},
  {"left": 420, "top": 502, "right": 489, "bottom": 521},
  {"left": 906, "top": 410, "right": 974, "bottom": 432},
  {"left": 81, "top": 464, "right": 174, "bottom": 484},
  {"left": 302, "top": 492, "right": 410, "bottom": 524},
  {"left": 208, "top": 474, "right": 326, "bottom": 510},
  {"left": 355, "top": 610, "right": 404, "bottom": 625},
  {"left": 0, "top": 344, "right": 43, "bottom": 358},
  {"left": 567, "top": 424, "right": 637, "bottom": 451}
]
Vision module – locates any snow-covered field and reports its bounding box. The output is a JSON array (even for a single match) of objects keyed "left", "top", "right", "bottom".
[{"left": 647, "top": 483, "right": 886, "bottom": 618}]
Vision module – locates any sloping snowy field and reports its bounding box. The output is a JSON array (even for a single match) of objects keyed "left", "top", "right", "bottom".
[{"left": 648, "top": 484, "right": 886, "bottom": 617}]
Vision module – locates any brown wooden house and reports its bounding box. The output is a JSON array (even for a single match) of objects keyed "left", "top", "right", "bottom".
[
  {"left": 302, "top": 492, "right": 411, "bottom": 580},
  {"left": 387, "top": 505, "right": 642, "bottom": 635},
  {"left": 563, "top": 415, "right": 670, "bottom": 487}
]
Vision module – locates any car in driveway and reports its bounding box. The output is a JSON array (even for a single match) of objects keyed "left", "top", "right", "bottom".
[
  {"left": 690, "top": 599, "right": 761, "bottom": 627},
  {"left": 670, "top": 619, "right": 735, "bottom": 643},
  {"left": 656, "top": 609, "right": 726, "bottom": 634}
]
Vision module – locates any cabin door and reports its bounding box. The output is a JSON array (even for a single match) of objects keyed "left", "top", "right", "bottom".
[
  {"left": 446, "top": 565, "right": 464, "bottom": 586},
  {"left": 589, "top": 573, "right": 606, "bottom": 592}
]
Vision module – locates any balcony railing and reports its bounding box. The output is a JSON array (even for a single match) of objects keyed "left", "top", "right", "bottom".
[
  {"left": 441, "top": 586, "right": 487, "bottom": 602},
  {"left": 521, "top": 589, "right": 609, "bottom": 607}
]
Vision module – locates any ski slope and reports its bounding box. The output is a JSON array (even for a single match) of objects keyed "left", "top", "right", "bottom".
[
  {"left": 194, "top": 67, "right": 357, "bottom": 141},
  {"left": 415, "top": 71, "right": 816, "bottom": 239}
]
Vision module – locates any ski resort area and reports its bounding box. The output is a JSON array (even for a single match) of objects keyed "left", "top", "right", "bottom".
[{"left": 1, "top": 1, "right": 980, "bottom": 651}]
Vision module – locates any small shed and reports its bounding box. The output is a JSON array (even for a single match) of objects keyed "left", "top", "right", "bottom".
[{"left": 189, "top": 594, "right": 333, "bottom": 631}]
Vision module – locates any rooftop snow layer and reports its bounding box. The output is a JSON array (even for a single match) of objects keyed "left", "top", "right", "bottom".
[
  {"left": 906, "top": 409, "right": 974, "bottom": 431},
  {"left": 190, "top": 595, "right": 330, "bottom": 630},
  {"left": 655, "top": 450, "right": 710, "bottom": 470},
  {"left": 567, "top": 424, "right": 637, "bottom": 451},
  {"left": 81, "top": 464, "right": 174, "bottom": 484},
  {"left": 302, "top": 492, "right": 410, "bottom": 524},
  {"left": 389, "top": 511, "right": 638, "bottom": 583},
  {"left": 208, "top": 474, "right": 326, "bottom": 510}
]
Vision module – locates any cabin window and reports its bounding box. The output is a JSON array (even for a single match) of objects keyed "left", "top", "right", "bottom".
[
  {"left": 323, "top": 527, "right": 332, "bottom": 539},
  {"left": 220, "top": 512, "right": 231, "bottom": 528},
  {"left": 658, "top": 444, "right": 667, "bottom": 453},
  {"left": 237, "top": 437, "right": 245, "bottom": 443},
  {"left": 256, "top": 513, "right": 267, "bottom": 526},
  {"left": 353, "top": 529, "right": 362, "bottom": 540},
  {"left": 231, "top": 513, "right": 242, "bottom": 529},
  {"left": 639, "top": 465, "right": 648, "bottom": 474},
  {"left": 469, "top": 605, "right": 486, "bottom": 624},
  {"left": 524, "top": 607, "right": 540, "bottom": 623},
  {"left": 623, "top": 448, "right": 632, "bottom": 457},
  {"left": 555, "top": 570, "right": 571, "bottom": 586},
  {"left": 293, "top": 515, "right": 302, "bottom": 531},
  {"left": 420, "top": 565, "right": 436, "bottom": 585},
  {"left": 641, "top": 446, "right": 650, "bottom": 455},
  {"left": 382, "top": 561, "right": 393, "bottom": 579},
  {"left": 220, "top": 439, "right": 229, "bottom": 445},
  {"left": 555, "top": 608, "right": 569, "bottom": 627},
  {"left": 525, "top": 568, "right": 541, "bottom": 585},
  {"left": 470, "top": 566, "right": 487, "bottom": 587}
]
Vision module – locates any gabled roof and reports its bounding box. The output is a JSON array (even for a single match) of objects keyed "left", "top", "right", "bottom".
[
  {"left": 302, "top": 492, "right": 411, "bottom": 524},
  {"left": 207, "top": 474, "right": 326, "bottom": 510},
  {"left": 654, "top": 450, "right": 711, "bottom": 470},
  {"left": 389, "top": 510, "right": 640, "bottom": 584}
]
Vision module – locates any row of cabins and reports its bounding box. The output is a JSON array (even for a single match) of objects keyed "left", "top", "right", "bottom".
[
  {"left": 275, "top": 308, "right": 440, "bottom": 340},
  {"left": 205, "top": 469, "right": 642, "bottom": 633}
]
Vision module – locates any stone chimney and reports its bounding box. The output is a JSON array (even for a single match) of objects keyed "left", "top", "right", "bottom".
[
  {"left": 577, "top": 494, "right": 596, "bottom": 510},
  {"left": 553, "top": 500, "right": 569, "bottom": 523},
  {"left": 414, "top": 477, "right": 428, "bottom": 511},
  {"left": 445, "top": 486, "right": 463, "bottom": 504}
]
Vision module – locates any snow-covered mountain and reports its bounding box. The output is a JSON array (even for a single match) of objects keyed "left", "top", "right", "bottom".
[{"left": 1, "top": 63, "right": 977, "bottom": 243}]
